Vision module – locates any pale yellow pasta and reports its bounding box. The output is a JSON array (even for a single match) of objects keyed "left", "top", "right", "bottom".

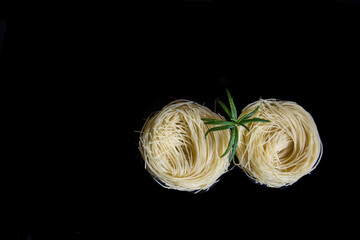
[
  {"left": 235, "top": 99, "right": 323, "bottom": 188},
  {"left": 139, "top": 100, "right": 230, "bottom": 192}
]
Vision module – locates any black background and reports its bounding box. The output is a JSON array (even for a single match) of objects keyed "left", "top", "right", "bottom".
[{"left": 1, "top": 0, "right": 359, "bottom": 239}]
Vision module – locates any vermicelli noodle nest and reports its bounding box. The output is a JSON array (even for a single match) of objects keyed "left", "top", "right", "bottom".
[
  {"left": 235, "top": 99, "right": 323, "bottom": 188},
  {"left": 139, "top": 100, "right": 231, "bottom": 192}
]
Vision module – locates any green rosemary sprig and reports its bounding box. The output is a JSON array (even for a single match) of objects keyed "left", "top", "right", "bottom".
[{"left": 202, "top": 89, "right": 270, "bottom": 163}]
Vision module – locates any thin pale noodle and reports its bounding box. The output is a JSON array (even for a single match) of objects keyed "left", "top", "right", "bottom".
[
  {"left": 235, "top": 99, "right": 323, "bottom": 188},
  {"left": 139, "top": 100, "right": 230, "bottom": 192}
]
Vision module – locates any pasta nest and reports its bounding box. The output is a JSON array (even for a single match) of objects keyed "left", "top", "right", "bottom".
[
  {"left": 139, "top": 100, "right": 231, "bottom": 192},
  {"left": 236, "top": 99, "right": 323, "bottom": 188}
]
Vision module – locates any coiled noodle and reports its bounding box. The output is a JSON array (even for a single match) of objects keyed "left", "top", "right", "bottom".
[
  {"left": 236, "top": 99, "right": 323, "bottom": 188},
  {"left": 139, "top": 100, "right": 230, "bottom": 192}
]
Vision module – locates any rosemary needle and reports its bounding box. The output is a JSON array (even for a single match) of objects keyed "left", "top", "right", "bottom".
[{"left": 202, "top": 89, "right": 270, "bottom": 163}]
